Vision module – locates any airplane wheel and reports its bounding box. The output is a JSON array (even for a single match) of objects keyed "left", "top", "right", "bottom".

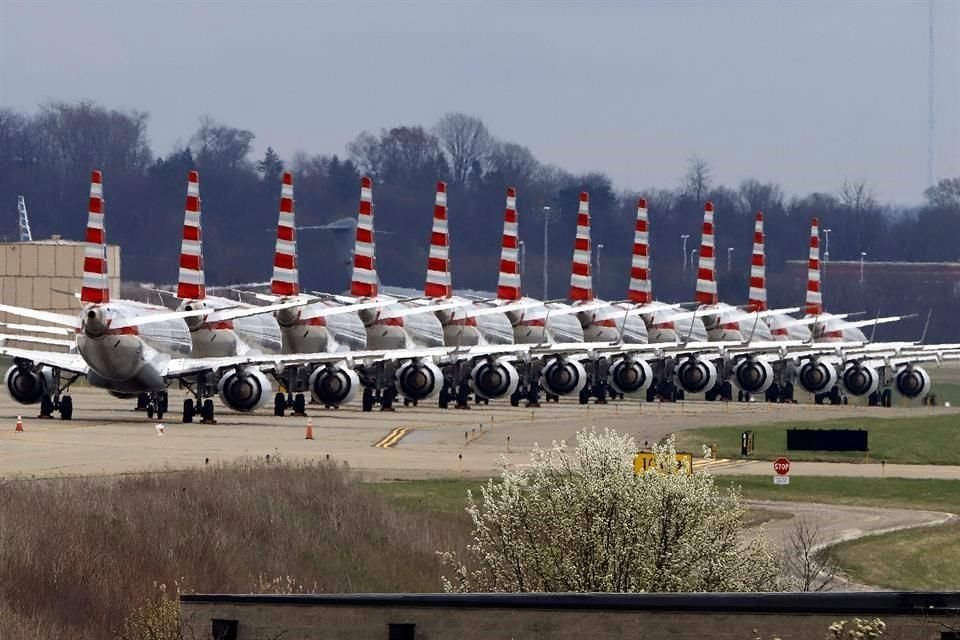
[
  {"left": 705, "top": 387, "right": 718, "bottom": 402},
  {"left": 675, "top": 389, "right": 685, "bottom": 401},
  {"left": 868, "top": 392, "right": 880, "bottom": 407},
  {"left": 439, "top": 388, "right": 450, "bottom": 409},
  {"left": 274, "top": 393, "right": 285, "bottom": 417},
  {"left": 578, "top": 388, "right": 590, "bottom": 405},
  {"left": 293, "top": 394, "right": 306, "bottom": 415},
  {"left": 202, "top": 399, "right": 215, "bottom": 422},
  {"left": 136, "top": 392, "right": 149, "bottom": 411},
  {"left": 783, "top": 383, "right": 795, "bottom": 403},
  {"left": 147, "top": 406, "right": 155, "bottom": 419},
  {"left": 720, "top": 381, "right": 733, "bottom": 402},
  {"left": 158, "top": 392, "right": 169, "bottom": 415},
  {"left": 509, "top": 391, "right": 521, "bottom": 407},
  {"left": 830, "top": 387, "right": 842, "bottom": 406},
  {"left": 882, "top": 389, "right": 892, "bottom": 408},
  {"left": 183, "top": 399, "right": 194, "bottom": 423},
  {"left": 59, "top": 395, "right": 73, "bottom": 420},
  {"left": 403, "top": 398, "right": 412, "bottom": 407},
  {"left": 765, "top": 383, "right": 780, "bottom": 403},
  {"left": 362, "top": 388, "right": 374, "bottom": 412},
  {"left": 40, "top": 394, "right": 54, "bottom": 418},
  {"left": 547, "top": 393, "right": 559, "bottom": 403}
]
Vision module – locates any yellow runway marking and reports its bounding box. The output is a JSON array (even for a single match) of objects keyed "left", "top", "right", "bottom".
[{"left": 374, "top": 427, "right": 410, "bottom": 448}]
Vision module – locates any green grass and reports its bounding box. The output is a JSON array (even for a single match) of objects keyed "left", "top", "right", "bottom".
[
  {"left": 364, "top": 479, "right": 488, "bottom": 517},
  {"left": 724, "top": 475, "right": 960, "bottom": 514},
  {"left": 931, "top": 382, "right": 960, "bottom": 407},
  {"left": 830, "top": 521, "right": 960, "bottom": 590},
  {"left": 675, "top": 414, "right": 960, "bottom": 465}
]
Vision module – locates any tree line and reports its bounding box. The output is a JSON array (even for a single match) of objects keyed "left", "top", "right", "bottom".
[{"left": 1, "top": 102, "right": 958, "bottom": 340}]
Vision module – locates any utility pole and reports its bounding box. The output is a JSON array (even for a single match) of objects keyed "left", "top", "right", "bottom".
[
  {"left": 681, "top": 234, "right": 690, "bottom": 270},
  {"left": 928, "top": 0, "right": 935, "bottom": 187}
]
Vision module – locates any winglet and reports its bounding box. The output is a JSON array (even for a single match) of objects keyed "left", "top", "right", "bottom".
[
  {"left": 747, "top": 211, "right": 766, "bottom": 312},
  {"left": 805, "top": 217, "right": 823, "bottom": 315},
  {"left": 424, "top": 181, "right": 452, "bottom": 298},
  {"left": 695, "top": 201, "right": 718, "bottom": 305},
  {"left": 496, "top": 187, "right": 521, "bottom": 301},
  {"left": 177, "top": 170, "right": 205, "bottom": 300},
  {"left": 568, "top": 192, "right": 593, "bottom": 301},
  {"left": 627, "top": 198, "right": 652, "bottom": 303},
  {"left": 351, "top": 176, "right": 378, "bottom": 298},
  {"left": 81, "top": 170, "right": 109, "bottom": 305},
  {"left": 271, "top": 171, "right": 299, "bottom": 297}
]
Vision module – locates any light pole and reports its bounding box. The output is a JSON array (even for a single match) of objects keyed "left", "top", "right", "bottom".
[
  {"left": 541, "top": 206, "right": 556, "bottom": 299},
  {"left": 823, "top": 228, "right": 832, "bottom": 262},
  {"left": 689, "top": 248, "right": 697, "bottom": 276},
  {"left": 681, "top": 234, "right": 690, "bottom": 270},
  {"left": 727, "top": 247, "right": 734, "bottom": 272},
  {"left": 860, "top": 251, "right": 867, "bottom": 284},
  {"left": 596, "top": 243, "right": 604, "bottom": 283},
  {"left": 518, "top": 240, "right": 526, "bottom": 282}
]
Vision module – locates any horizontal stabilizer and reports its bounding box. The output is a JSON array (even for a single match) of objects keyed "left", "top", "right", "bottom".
[
  {"left": 0, "top": 321, "right": 72, "bottom": 336},
  {"left": 0, "top": 304, "right": 81, "bottom": 328}
]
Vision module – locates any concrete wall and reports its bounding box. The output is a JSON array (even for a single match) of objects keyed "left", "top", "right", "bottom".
[
  {"left": 180, "top": 594, "right": 959, "bottom": 640},
  {"left": 0, "top": 241, "right": 121, "bottom": 350}
]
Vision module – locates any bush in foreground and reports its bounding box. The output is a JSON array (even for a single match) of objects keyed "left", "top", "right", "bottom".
[{"left": 441, "top": 429, "right": 785, "bottom": 592}]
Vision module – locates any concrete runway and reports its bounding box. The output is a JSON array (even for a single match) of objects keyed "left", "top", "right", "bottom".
[{"left": 1, "top": 387, "right": 957, "bottom": 480}]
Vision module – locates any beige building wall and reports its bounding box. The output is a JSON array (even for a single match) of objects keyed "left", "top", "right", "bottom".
[{"left": 0, "top": 240, "right": 121, "bottom": 350}]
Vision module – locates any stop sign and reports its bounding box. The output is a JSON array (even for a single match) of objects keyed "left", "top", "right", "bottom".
[{"left": 774, "top": 457, "right": 791, "bottom": 475}]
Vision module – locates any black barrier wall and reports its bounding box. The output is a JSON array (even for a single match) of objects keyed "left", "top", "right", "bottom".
[{"left": 786, "top": 429, "right": 868, "bottom": 452}]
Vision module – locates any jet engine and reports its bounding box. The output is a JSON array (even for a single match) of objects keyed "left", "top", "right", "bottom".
[
  {"left": 395, "top": 360, "right": 443, "bottom": 401},
  {"left": 5, "top": 365, "right": 53, "bottom": 405},
  {"left": 309, "top": 364, "right": 361, "bottom": 406},
  {"left": 470, "top": 358, "right": 520, "bottom": 400},
  {"left": 733, "top": 357, "right": 774, "bottom": 394},
  {"left": 894, "top": 365, "right": 931, "bottom": 399},
  {"left": 540, "top": 358, "right": 587, "bottom": 397},
  {"left": 840, "top": 362, "right": 880, "bottom": 397},
  {"left": 675, "top": 357, "right": 718, "bottom": 394},
  {"left": 608, "top": 358, "right": 653, "bottom": 395},
  {"left": 217, "top": 368, "right": 271, "bottom": 412},
  {"left": 797, "top": 358, "right": 839, "bottom": 394}
]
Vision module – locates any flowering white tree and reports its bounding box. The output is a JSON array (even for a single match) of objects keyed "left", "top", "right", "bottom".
[{"left": 440, "top": 429, "right": 784, "bottom": 593}]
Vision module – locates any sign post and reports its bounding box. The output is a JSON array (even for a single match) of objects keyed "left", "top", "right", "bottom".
[{"left": 773, "top": 456, "right": 791, "bottom": 485}]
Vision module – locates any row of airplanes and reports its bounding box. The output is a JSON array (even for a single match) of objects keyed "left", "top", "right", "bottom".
[{"left": 0, "top": 170, "right": 958, "bottom": 423}]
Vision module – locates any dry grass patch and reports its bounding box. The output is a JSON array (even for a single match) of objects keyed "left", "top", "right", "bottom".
[{"left": 0, "top": 459, "right": 471, "bottom": 638}]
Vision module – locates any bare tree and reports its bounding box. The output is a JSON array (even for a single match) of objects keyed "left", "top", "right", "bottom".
[
  {"left": 838, "top": 178, "right": 877, "bottom": 212},
  {"left": 924, "top": 177, "right": 960, "bottom": 209},
  {"left": 190, "top": 116, "right": 255, "bottom": 171},
  {"left": 682, "top": 156, "right": 712, "bottom": 202},
  {"left": 346, "top": 130, "right": 383, "bottom": 179},
  {"left": 434, "top": 113, "right": 492, "bottom": 186},
  {"left": 487, "top": 141, "right": 540, "bottom": 186},
  {"left": 739, "top": 178, "right": 784, "bottom": 214},
  {"left": 782, "top": 517, "right": 841, "bottom": 592}
]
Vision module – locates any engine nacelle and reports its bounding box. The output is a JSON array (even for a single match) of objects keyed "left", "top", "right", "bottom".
[
  {"left": 675, "top": 357, "right": 719, "bottom": 394},
  {"left": 5, "top": 365, "right": 53, "bottom": 405},
  {"left": 608, "top": 358, "right": 653, "bottom": 394},
  {"left": 217, "top": 368, "right": 272, "bottom": 412},
  {"left": 309, "top": 364, "right": 360, "bottom": 406},
  {"left": 797, "top": 358, "right": 839, "bottom": 394},
  {"left": 470, "top": 358, "right": 520, "bottom": 400},
  {"left": 540, "top": 358, "right": 587, "bottom": 397},
  {"left": 840, "top": 362, "right": 880, "bottom": 397},
  {"left": 894, "top": 365, "right": 931, "bottom": 399},
  {"left": 395, "top": 360, "right": 443, "bottom": 401},
  {"left": 733, "top": 357, "right": 774, "bottom": 394}
]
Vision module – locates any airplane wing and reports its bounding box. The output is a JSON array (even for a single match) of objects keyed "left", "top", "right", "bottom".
[
  {"left": 842, "top": 316, "right": 909, "bottom": 330},
  {"left": 0, "top": 321, "right": 73, "bottom": 336},
  {"left": 203, "top": 296, "right": 320, "bottom": 324},
  {"left": 0, "top": 334, "right": 76, "bottom": 350},
  {"left": 0, "top": 302, "right": 215, "bottom": 331},
  {"left": 0, "top": 304, "right": 79, "bottom": 328},
  {"left": 0, "top": 345, "right": 89, "bottom": 375}
]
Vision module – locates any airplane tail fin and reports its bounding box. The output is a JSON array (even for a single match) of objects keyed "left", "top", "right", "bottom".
[
  {"left": 81, "top": 170, "right": 110, "bottom": 305},
  {"left": 747, "top": 211, "right": 766, "bottom": 312},
  {"left": 350, "top": 177, "right": 378, "bottom": 298},
  {"left": 496, "top": 187, "right": 522, "bottom": 301},
  {"left": 424, "top": 181, "right": 452, "bottom": 298},
  {"left": 271, "top": 171, "right": 299, "bottom": 297},
  {"left": 568, "top": 191, "right": 593, "bottom": 301},
  {"left": 177, "top": 170, "right": 205, "bottom": 300},
  {"left": 805, "top": 217, "right": 823, "bottom": 315},
  {"left": 695, "top": 201, "right": 718, "bottom": 305},
  {"left": 627, "top": 198, "right": 651, "bottom": 303}
]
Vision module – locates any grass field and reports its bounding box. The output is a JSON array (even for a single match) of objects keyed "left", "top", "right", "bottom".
[
  {"left": 830, "top": 522, "right": 960, "bottom": 590},
  {"left": 674, "top": 414, "right": 960, "bottom": 465}
]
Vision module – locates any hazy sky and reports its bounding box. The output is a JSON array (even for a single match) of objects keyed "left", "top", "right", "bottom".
[{"left": 1, "top": 0, "right": 958, "bottom": 204}]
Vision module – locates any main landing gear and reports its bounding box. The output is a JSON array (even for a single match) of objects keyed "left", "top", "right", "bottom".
[
  {"left": 361, "top": 386, "right": 397, "bottom": 412},
  {"left": 38, "top": 368, "right": 79, "bottom": 421},
  {"left": 273, "top": 392, "right": 307, "bottom": 417},
  {"left": 179, "top": 374, "right": 216, "bottom": 423}
]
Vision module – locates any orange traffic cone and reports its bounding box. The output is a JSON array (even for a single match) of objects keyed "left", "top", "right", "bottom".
[
  {"left": 15, "top": 416, "right": 23, "bottom": 433},
  {"left": 304, "top": 419, "right": 314, "bottom": 440}
]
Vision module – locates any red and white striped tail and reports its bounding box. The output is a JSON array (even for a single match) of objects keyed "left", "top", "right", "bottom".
[
  {"left": 747, "top": 211, "right": 766, "bottom": 312},
  {"left": 806, "top": 217, "right": 823, "bottom": 315},
  {"left": 271, "top": 171, "right": 299, "bottom": 297},
  {"left": 628, "top": 198, "right": 651, "bottom": 303},
  {"left": 568, "top": 192, "right": 593, "bottom": 301},
  {"left": 177, "top": 170, "right": 205, "bottom": 300},
  {"left": 351, "top": 176, "right": 378, "bottom": 298},
  {"left": 695, "top": 201, "right": 718, "bottom": 305},
  {"left": 424, "top": 182, "right": 452, "bottom": 298},
  {"left": 81, "top": 170, "right": 109, "bottom": 304},
  {"left": 496, "top": 187, "right": 521, "bottom": 301}
]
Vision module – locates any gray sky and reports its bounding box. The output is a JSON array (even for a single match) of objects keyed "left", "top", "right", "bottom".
[{"left": 1, "top": 0, "right": 958, "bottom": 204}]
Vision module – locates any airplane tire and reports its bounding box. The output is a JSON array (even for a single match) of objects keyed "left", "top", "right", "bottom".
[
  {"left": 509, "top": 391, "right": 521, "bottom": 407},
  {"left": 202, "top": 399, "right": 215, "bottom": 422},
  {"left": 183, "top": 399, "right": 194, "bottom": 423},
  {"left": 362, "top": 388, "right": 374, "bottom": 412},
  {"left": 60, "top": 395, "right": 73, "bottom": 421},
  {"left": 274, "top": 393, "right": 285, "bottom": 417},
  {"left": 578, "top": 388, "right": 590, "bottom": 405},
  {"left": 882, "top": 388, "right": 893, "bottom": 408},
  {"left": 293, "top": 394, "right": 306, "bottom": 415},
  {"left": 136, "top": 392, "right": 149, "bottom": 411},
  {"left": 40, "top": 394, "right": 54, "bottom": 418}
]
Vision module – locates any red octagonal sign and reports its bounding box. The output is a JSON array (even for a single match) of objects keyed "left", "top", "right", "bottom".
[{"left": 774, "top": 457, "right": 791, "bottom": 475}]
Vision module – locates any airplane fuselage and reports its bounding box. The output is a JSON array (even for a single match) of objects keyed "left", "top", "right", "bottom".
[{"left": 275, "top": 301, "right": 368, "bottom": 354}]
